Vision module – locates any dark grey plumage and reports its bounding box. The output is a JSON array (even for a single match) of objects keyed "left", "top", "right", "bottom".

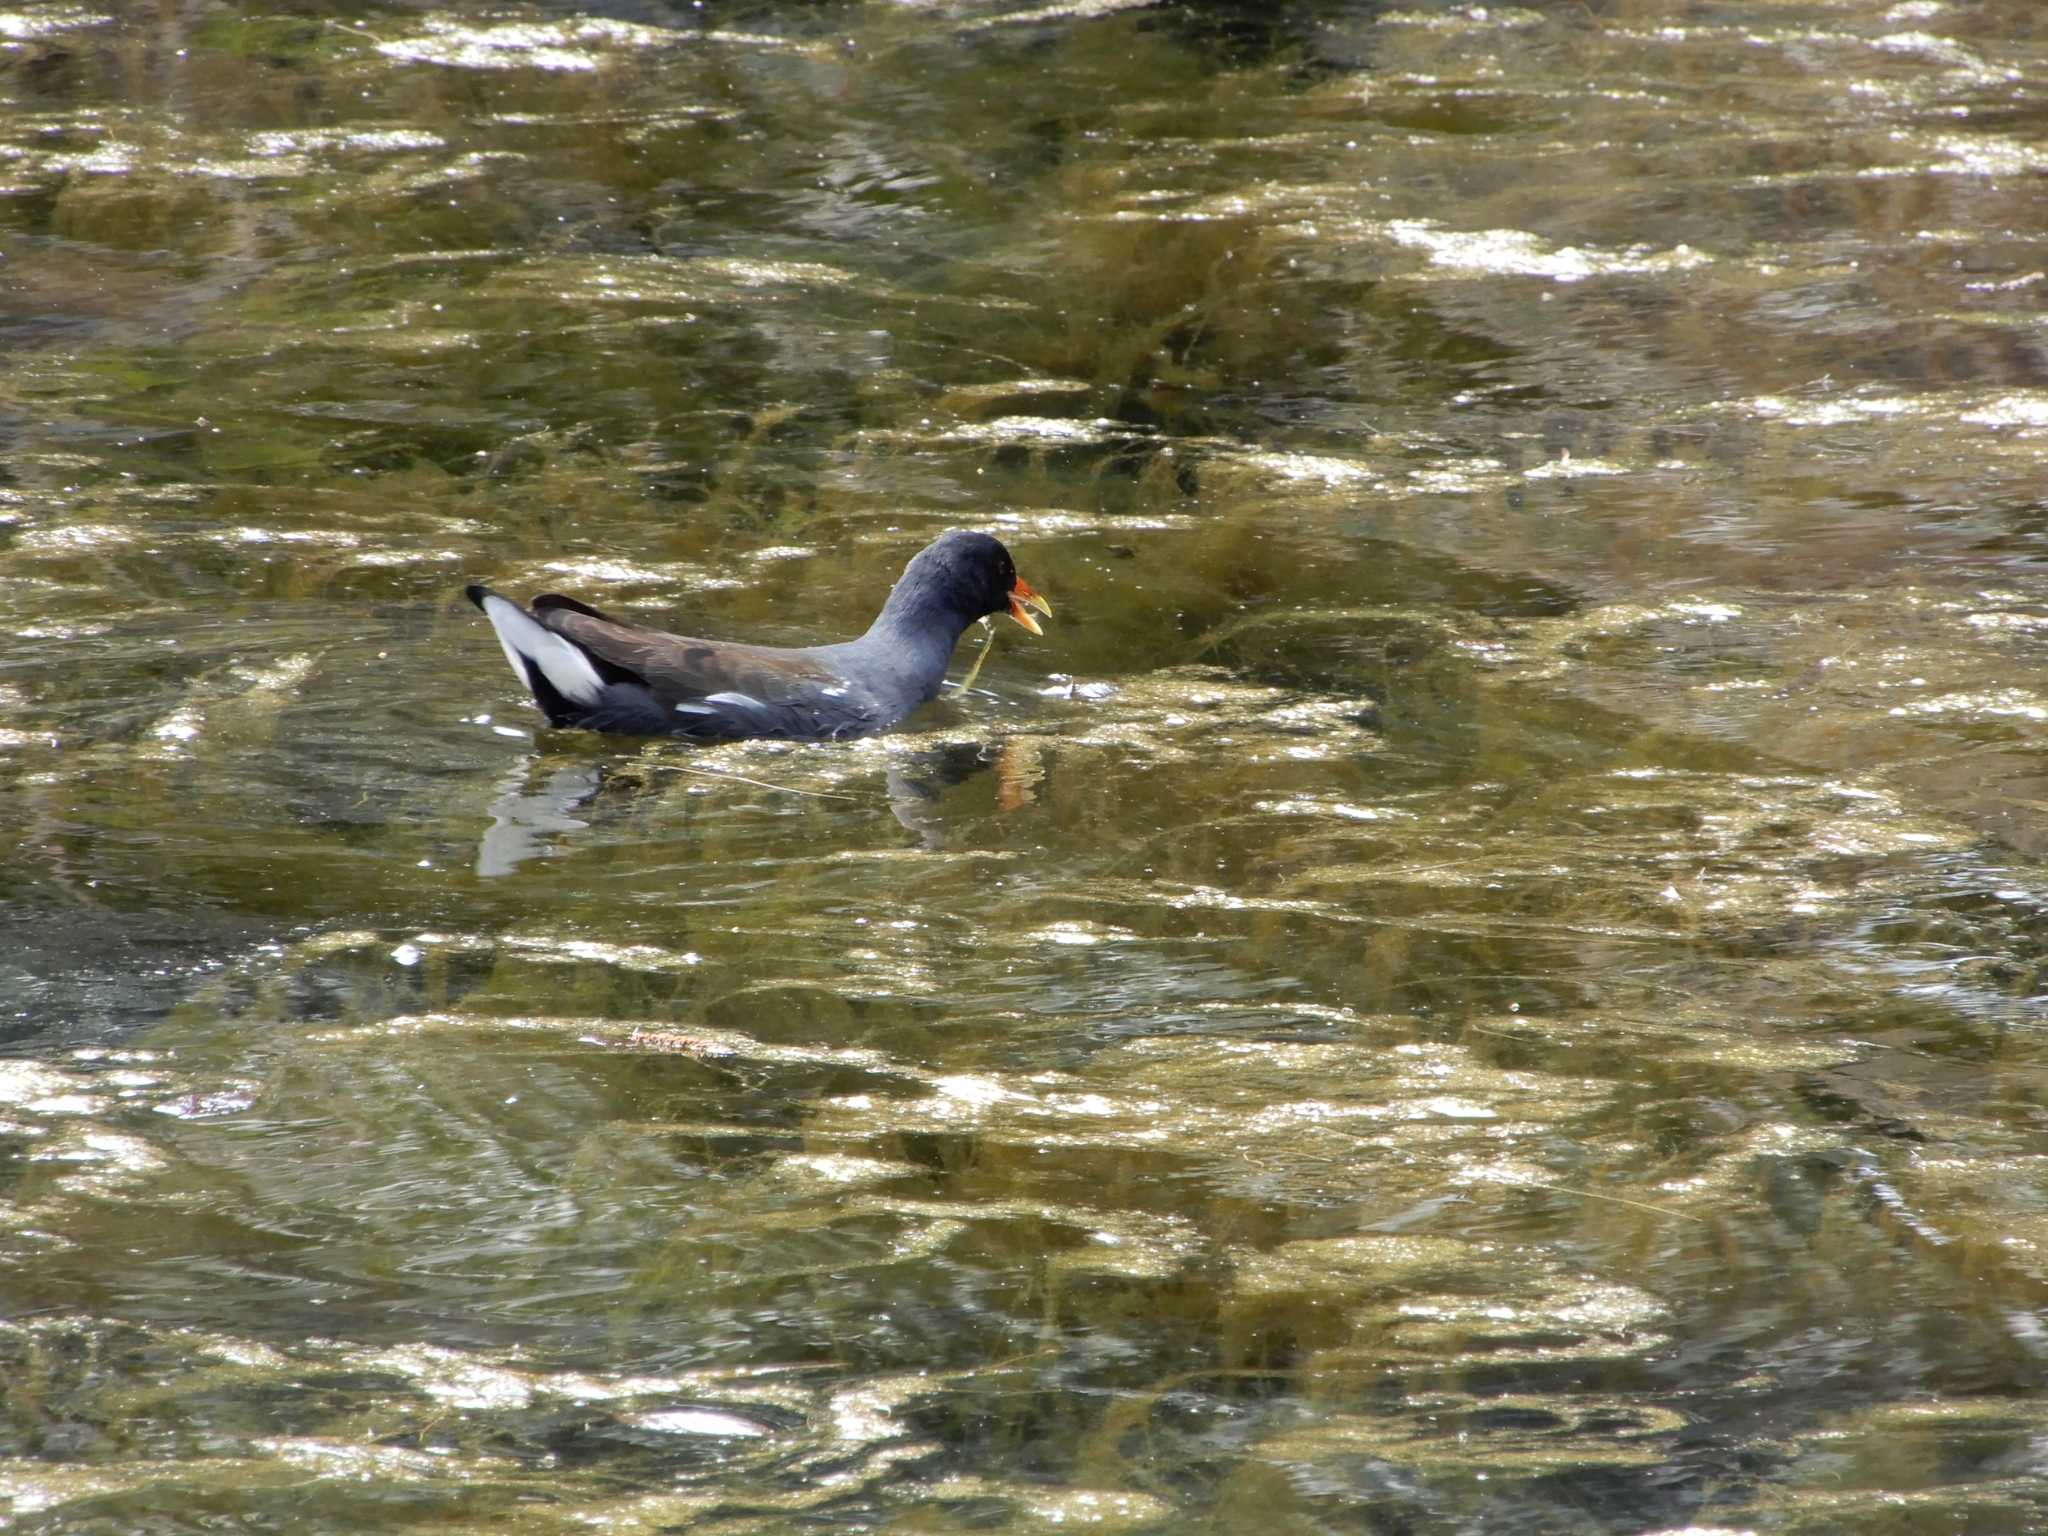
[{"left": 466, "top": 530, "right": 1051, "bottom": 741}]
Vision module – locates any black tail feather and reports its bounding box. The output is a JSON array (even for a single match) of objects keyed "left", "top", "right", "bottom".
[{"left": 532, "top": 593, "right": 617, "bottom": 623}]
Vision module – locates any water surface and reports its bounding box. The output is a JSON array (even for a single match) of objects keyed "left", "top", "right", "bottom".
[{"left": 5, "top": 1, "right": 2048, "bottom": 1531}]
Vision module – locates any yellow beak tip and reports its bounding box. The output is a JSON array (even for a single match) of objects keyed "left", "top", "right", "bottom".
[{"left": 1007, "top": 584, "right": 1051, "bottom": 636}]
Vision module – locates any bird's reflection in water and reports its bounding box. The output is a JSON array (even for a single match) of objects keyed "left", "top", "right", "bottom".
[
  {"left": 886, "top": 738, "right": 1047, "bottom": 841},
  {"left": 885, "top": 741, "right": 999, "bottom": 843},
  {"left": 475, "top": 737, "right": 1046, "bottom": 872},
  {"left": 476, "top": 759, "right": 605, "bottom": 878}
]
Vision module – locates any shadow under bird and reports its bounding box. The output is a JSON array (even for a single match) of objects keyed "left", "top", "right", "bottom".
[{"left": 465, "top": 529, "right": 1052, "bottom": 741}]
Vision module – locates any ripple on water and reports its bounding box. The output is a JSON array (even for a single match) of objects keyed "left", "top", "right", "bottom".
[
  {"left": 371, "top": 17, "right": 692, "bottom": 72},
  {"left": 1381, "top": 220, "right": 1713, "bottom": 284},
  {"left": 0, "top": 8, "right": 113, "bottom": 39},
  {"left": 5, "top": 0, "right": 2048, "bottom": 1529}
]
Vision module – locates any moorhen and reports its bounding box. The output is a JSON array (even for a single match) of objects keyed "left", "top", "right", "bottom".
[{"left": 465, "top": 529, "right": 1052, "bottom": 741}]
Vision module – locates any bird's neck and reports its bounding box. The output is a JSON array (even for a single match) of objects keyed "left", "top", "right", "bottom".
[{"left": 850, "top": 598, "right": 975, "bottom": 704}]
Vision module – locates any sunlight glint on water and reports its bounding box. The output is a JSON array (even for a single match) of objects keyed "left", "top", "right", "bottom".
[{"left": 3, "top": 1, "right": 2048, "bottom": 1531}]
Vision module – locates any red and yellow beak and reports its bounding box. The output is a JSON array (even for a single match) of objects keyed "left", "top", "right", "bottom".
[{"left": 1007, "top": 579, "right": 1052, "bottom": 636}]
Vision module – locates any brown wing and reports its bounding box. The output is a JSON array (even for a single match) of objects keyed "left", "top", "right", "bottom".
[{"left": 530, "top": 594, "right": 882, "bottom": 738}]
